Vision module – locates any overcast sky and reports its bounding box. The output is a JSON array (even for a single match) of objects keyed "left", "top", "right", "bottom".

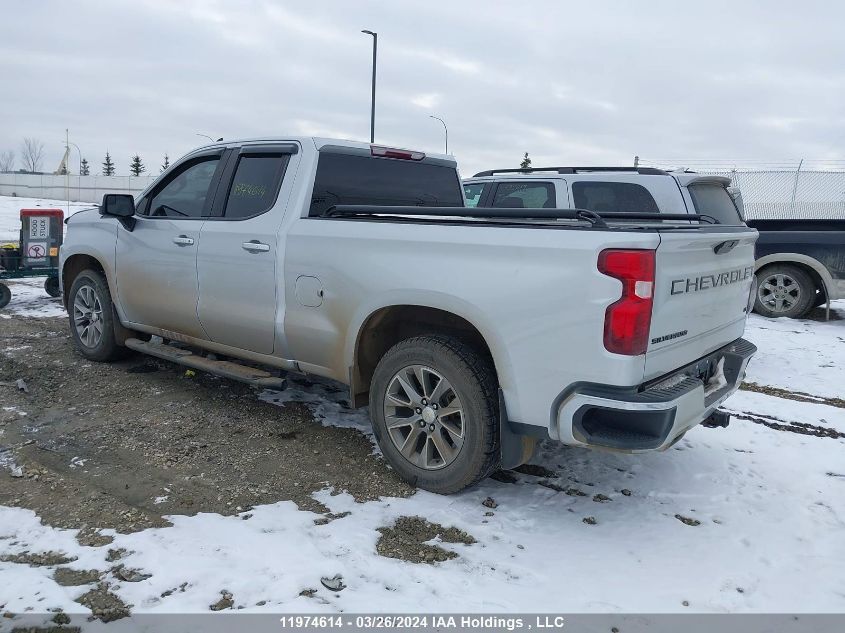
[{"left": 2, "top": 0, "right": 844, "bottom": 177}]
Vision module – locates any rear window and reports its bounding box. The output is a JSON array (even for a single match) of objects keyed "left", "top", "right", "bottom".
[
  {"left": 572, "top": 181, "right": 660, "bottom": 215},
  {"left": 492, "top": 181, "right": 555, "bottom": 208},
  {"left": 687, "top": 183, "right": 743, "bottom": 225},
  {"left": 309, "top": 153, "right": 463, "bottom": 217}
]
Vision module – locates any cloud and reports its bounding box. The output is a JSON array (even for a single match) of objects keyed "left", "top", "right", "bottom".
[
  {"left": 410, "top": 93, "right": 442, "bottom": 109},
  {"left": 1, "top": 0, "right": 843, "bottom": 178}
]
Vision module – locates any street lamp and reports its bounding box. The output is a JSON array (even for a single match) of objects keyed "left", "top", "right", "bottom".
[
  {"left": 361, "top": 29, "right": 377, "bottom": 143},
  {"left": 429, "top": 115, "right": 448, "bottom": 155},
  {"left": 196, "top": 133, "right": 216, "bottom": 143}
]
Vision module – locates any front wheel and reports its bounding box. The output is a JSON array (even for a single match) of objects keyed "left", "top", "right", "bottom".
[
  {"left": 68, "top": 269, "right": 127, "bottom": 361},
  {"left": 753, "top": 265, "right": 815, "bottom": 319},
  {"left": 369, "top": 335, "right": 500, "bottom": 494}
]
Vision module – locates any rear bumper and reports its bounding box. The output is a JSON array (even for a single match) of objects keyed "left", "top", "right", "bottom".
[{"left": 555, "top": 338, "right": 756, "bottom": 451}]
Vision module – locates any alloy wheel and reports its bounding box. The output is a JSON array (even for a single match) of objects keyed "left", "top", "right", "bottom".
[
  {"left": 383, "top": 364, "right": 465, "bottom": 470},
  {"left": 73, "top": 284, "right": 104, "bottom": 348},
  {"left": 758, "top": 272, "right": 801, "bottom": 313}
]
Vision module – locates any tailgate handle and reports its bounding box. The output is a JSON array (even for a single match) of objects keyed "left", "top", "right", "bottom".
[{"left": 713, "top": 240, "right": 738, "bottom": 254}]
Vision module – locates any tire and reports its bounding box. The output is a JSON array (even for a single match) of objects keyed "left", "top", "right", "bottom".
[
  {"left": 753, "top": 264, "right": 815, "bottom": 319},
  {"left": 369, "top": 335, "right": 500, "bottom": 494},
  {"left": 67, "top": 269, "right": 127, "bottom": 361},
  {"left": 0, "top": 283, "right": 10, "bottom": 309},
  {"left": 44, "top": 276, "right": 60, "bottom": 298}
]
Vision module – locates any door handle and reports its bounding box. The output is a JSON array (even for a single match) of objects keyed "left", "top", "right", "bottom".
[
  {"left": 242, "top": 241, "right": 270, "bottom": 253},
  {"left": 172, "top": 235, "right": 194, "bottom": 246}
]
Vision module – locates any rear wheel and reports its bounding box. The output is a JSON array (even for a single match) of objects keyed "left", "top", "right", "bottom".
[
  {"left": 754, "top": 265, "right": 815, "bottom": 319},
  {"left": 369, "top": 335, "right": 499, "bottom": 494},
  {"left": 44, "top": 276, "right": 60, "bottom": 298},
  {"left": 0, "top": 283, "right": 10, "bottom": 309},
  {"left": 68, "top": 269, "right": 127, "bottom": 361}
]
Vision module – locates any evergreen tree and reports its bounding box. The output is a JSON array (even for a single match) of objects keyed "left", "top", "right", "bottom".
[
  {"left": 102, "top": 152, "right": 115, "bottom": 176},
  {"left": 80, "top": 158, "right": 90, "bottom": 176},
  {"left": 130, "top": 155, "right": 146, "bottom": 177},
  {"left": 520, "top": 152, "right": 531, "bottom": 169},
  {"left": 161, "top": 153, "right": 170, "bottom": 173}
]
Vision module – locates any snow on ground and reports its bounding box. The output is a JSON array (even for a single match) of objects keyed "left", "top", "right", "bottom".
[
  {"left": 1, "top": 194, "right": 844, "bottom": 615},
  {"left": 743, "top": 310, "right": 845, "bottom": 399},
  {"left": 0, "top": 277, "right": 66, "bottom": 318},
  {"left": 0, "top": 195, "right": 93, "bottom": 242}
]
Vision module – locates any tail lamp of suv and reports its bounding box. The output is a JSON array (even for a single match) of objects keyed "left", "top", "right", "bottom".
[{"left": 598, "top": 249, "right": 655, "bottom": 355}]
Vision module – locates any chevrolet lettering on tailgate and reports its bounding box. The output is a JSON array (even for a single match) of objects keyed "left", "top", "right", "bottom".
[{"left": 671, "top": 266, "right": 754, "bottom": 296}]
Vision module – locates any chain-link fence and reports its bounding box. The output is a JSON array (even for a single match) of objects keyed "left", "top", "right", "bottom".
[{"left": 638, "top": 160, "right": 845, "bottom": 219}]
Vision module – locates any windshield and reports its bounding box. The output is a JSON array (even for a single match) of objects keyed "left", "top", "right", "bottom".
[{"left": 687, "top": 183, "right": 744, "bottom": 225}]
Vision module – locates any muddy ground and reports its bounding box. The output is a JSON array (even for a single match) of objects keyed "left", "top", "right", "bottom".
[{"left": 0, "top": 314, "right": 413, "bottom": 540}]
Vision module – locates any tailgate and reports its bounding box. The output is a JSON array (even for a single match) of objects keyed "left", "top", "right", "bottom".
[{"left": 644, "top": 227, "right": 758, "bottom": 380}]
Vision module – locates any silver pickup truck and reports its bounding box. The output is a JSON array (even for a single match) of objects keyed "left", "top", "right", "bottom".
[{"left": 60, "top": 138, "right": 757, "bottom": 493}]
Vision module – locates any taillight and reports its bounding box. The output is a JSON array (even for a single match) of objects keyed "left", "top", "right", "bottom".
[
  {"left": 370, "top": 145, "right": 425, "bottom": 160},
  {"left": 598, "top": 249, "right": 655, "bottom": 356}
]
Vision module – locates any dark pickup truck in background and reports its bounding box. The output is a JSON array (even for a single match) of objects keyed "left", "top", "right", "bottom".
[{"left": 748, "top": 219, "right": 845, "bottom": 318}]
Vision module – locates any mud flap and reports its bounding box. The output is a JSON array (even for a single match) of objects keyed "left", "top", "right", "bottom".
[{"left": 499, "top": 389, "right": 534, "bottom": 469}]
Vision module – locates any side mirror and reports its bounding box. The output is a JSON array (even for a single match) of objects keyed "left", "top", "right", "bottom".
[
  {"left": 101, "top": 194, "right": 135, "bottom": 217},
  {"left": 101, "top": 194, "right": 136, "bottom": 230}
]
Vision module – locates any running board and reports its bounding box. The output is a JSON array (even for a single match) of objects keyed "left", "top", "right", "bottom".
[{"left": 124, "top": 338, "right": 286, "bottom": 390}]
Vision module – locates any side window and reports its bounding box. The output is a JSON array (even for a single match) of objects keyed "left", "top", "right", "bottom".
[
  {"left": 149, "top": 157, "right": 220, "bottom": 218},
  {"left": 223, "top": 155, "right": 289, "bottom": 219},
  {"left": 688, "top": 183, "right": 742, "bottom": 225},
  {"left": 572, "top": 181, "right": 659, "bottom": 214},
  {"left": 492, "top": 181, "right": 555, "bottom": 208},
  {"left": 463, "top": 183, "right": 485, "bottom": 207}
]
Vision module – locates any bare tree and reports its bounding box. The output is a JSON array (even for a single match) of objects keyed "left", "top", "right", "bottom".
[
  {"left": 0, "top": 150, "right": 15, "bottom": 172},
  {"left": 20, "top": 137, "right": 45, "bottom": 173}
]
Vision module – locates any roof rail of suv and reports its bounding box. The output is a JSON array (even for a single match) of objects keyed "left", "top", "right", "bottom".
[{"left": 472, "top": 166, "right": 669, "bottom": 177}]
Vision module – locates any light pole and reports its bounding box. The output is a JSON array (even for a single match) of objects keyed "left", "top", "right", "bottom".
[
  {"left": 429, "top": 115, "right": 448, "bottom": 155},
  {"left": 361, "top": 30, "right": 377, "bottom": 143},
  {"left": 196, "top": 133, "right": 215, "bottom": 143}
]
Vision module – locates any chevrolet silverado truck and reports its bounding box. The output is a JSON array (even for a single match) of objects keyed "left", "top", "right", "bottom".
[{"left": 59, "top": 138, "right": 758, "bottom": 494}]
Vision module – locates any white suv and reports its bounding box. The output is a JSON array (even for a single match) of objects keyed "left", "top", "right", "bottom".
[{"left": 463, "top": 166, "right": 745, "bottom": 225}]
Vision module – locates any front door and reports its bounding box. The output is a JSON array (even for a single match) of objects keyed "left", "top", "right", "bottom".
[
  {"left": 196, "top": 144, "right": 297, "bottom": 355},
  {"left": 115, "top": 152, "right": 224, "bottom": 339}
]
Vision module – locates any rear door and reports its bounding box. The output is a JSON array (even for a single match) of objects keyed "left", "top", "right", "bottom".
[
  {"left": 195, "top": 143, "right": 298, "bottom": 355},
  {"left": 646, "top": 220, "right": 757, "bottom": 379}
]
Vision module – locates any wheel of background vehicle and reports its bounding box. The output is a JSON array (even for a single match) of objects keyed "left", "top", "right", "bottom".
[
  {"left": 68, "top": 269, "right": 128, "bottom": 361},
  {"left": 0, "top": 282, "right": 10, "bottom": 309},
  {"left": 369, "top": 335, "right": 499, "bottom": 494},
  {"left": 44, "top": 276, "right": 60, "bottom": 298},
  {"left": 753, "top": 264, "right": 815, "bottom": 319}
]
